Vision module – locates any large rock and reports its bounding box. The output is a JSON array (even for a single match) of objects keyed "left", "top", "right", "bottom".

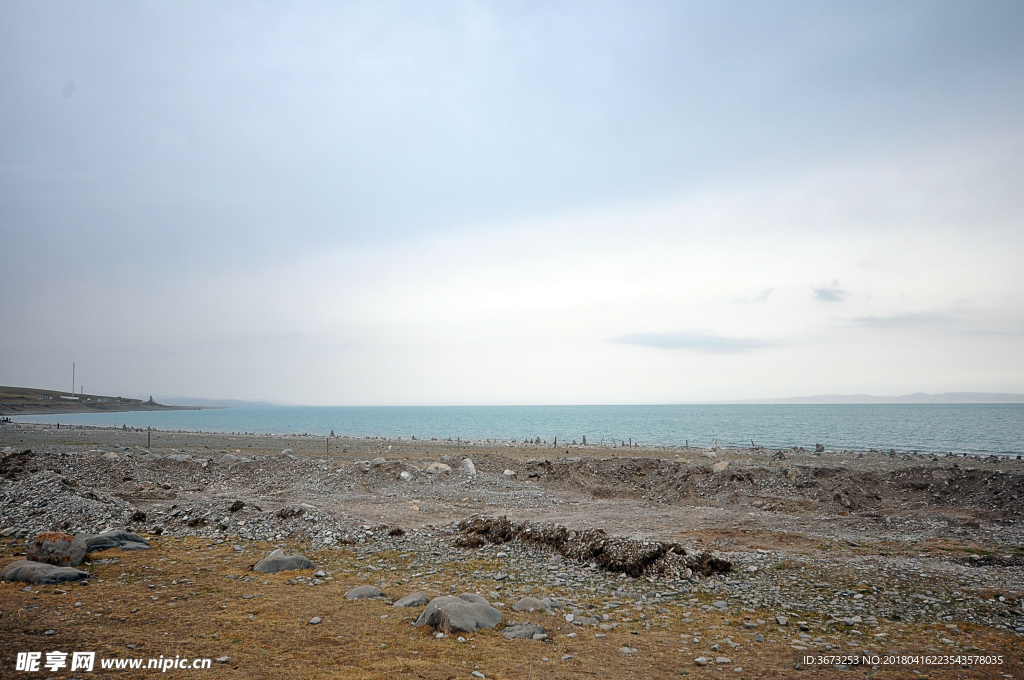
[
  {"left": 502, "top": 621, "right": 547, "bottom": 640},
  {"left": 252, "top": 549, "right": 315, "bottom": 573},
  {"left": 26, "top": 532, "right": 87, "bottom": 567},
  {"left": 345, "top": 585, "right": 384, "bottom": 600},
  {"left": 425, "top": 462, "right": 452, "bottom": 475},
  {"left": 512, "top": 596, "right": 553, "bottom": 612},
  {"left": 393, "top": 592, "right": 430, "bottom": 608},
  {"left": 1, "top": 560, "right": 89, "bottom": 585},
  {"left": 78, "top": 530, "right": 151, "bottom": 553},
  {"left": 413, "top": 595, "right": 503, "bottom": 633},
  {"left": 460, "top": 458, "right": 477, "bottom": 476}
]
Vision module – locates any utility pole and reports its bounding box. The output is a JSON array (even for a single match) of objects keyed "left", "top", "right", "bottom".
[{"left": 72, "top": 361, "right": 75, "bottom": 395}]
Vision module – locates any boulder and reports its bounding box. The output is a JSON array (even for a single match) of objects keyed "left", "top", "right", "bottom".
[
  {"left": 502, "top": 469, "right": 515, "bottom": 479},
  {"left": 413, "top": 595, "right": 503, "bottom": 633},
  {"left": 26, "top": 532, "right": 87, "bottom": 567},
  {"left": 460, "top": 458, "right": 477, "bottom": 476},
  {"left": 393, "top": 592, "right": 430, "bottom": 608},
  {"left": 512, "top": 597, "right": 552, "bottom": 612},
  {"left": 78, "top": 530, "right": 151, "bottom": 553},
  {"left": 100, "top": 452, "right": 119, "bottom": 461},
  {"left": 425, "top": 462, "right": 452, "bottom": 475},
  {"left": 0, "top": 560, "right": 90, "bottom": 585},
  {"left": 399, "top": 471, "right": 414, "bottom": 482},
  {"left": 252, "top": 549, "right": 315, "bottom": 573},
  {"left": 502, "top": 621, "right": 547, "bottom": 640},
  {"left": 218, "top": 453, "right": 240, "bottom": 463},
  {"left": 345, "top": 585, "right": 384, "bottom": 600},
  {"left": 370, "top": 457, "right": 386, "bottom": 468}
]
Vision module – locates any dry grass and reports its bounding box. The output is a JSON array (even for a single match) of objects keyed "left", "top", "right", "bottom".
[{"left": 1, "top": 537, "right": 1020, "bottom": 679}]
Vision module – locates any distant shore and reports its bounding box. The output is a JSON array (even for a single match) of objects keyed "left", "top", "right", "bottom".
[{"left": 0, "top": 385, "right": 200, "bottom": 416}]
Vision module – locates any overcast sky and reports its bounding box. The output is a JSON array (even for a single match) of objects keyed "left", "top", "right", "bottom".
[{"left": 2, "top": 1, "right": 1023, "bottom": 405}]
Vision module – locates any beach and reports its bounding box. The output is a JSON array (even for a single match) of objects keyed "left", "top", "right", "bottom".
[{"left": 1, "top": 422, "right": 1022, "bottom": 677}]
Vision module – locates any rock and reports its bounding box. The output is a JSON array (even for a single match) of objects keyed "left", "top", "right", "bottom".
[
  {"left": 26, "top": 532, "right": 87, "bottom": 567},
  {"left": 370, "top": 457, "right": 386, "bottom": 468},
  {"left": 573, "top": 616, "right": 600, "bottom": 626},
  {"left": 746, "top": 565, "right": 757, "bottom": 573},
  {"left": 815, "top": 444, "right": 825, "bottom": 453},
  {"left": 716, "top": 656, "right": 732, "bottom": 664},
  {"left": 619, "top": 647, "right": 637, "bottom": 654},
  {"left": 345, "top": 585, "right": 384, "bottom": 600},
  {"left": 712, "top": 600, "right": 728, "bottom": 609},
  {"left": 1, "top": 527, "right": 17, "bottom": 537},
  {"left": 713, "top": 461, "right": 729, "bottom": 472},
  {"left": 755, "top": 633, "right": 764, "bottom": 643},
  {"left": 564, "top": 613, "right": 575, "bottom": 623},
  {"left": 460, "top": 458, "right": 477, "bottom": 476},
  {"left": 229, "top": 500, "right": 245, "bottom": 512},
  {"left": 512, "top": 597, "right": 551, "bottom": 612},
  {"left": 502, "top": 621, "right": 546, "bottom": 640},
  {"left": 215, "top": 657, "right": 230, "bottom": 664},
  {"left": 309, "top": 617, "right": 321, "bottom": 625},
  {"left": 399, "top": 471, "right": 413, "bottom": 481},
  {"left": 252, "top": 549, "right": 315, "bottom": 573},
  {"left": 775, "top": 616, "right": 789, "bottom": 626},
  {"left": 281, "top": 449, "right": 294, "bottom": 457},
  {"left": 218, "top": 453, "right": 239, "bottom": 463},
  {"left": 472, "top": 672, "right": 485, "bottom": 679},
  {"left": 0, "top": 560, "right": 89, "bottom": 585},
  {"left": 394, "top": 592, "right": 430, "bottom": 608},
  {"left": 79, "top": 530, "right": 151, "bottom": 552},
  {"left": 694, "top": 657, "right": 709, "bottom": 666},
  {"left": 413, "top": 595, "right": 503, "bottom": 633},
  {"left": 425, "top": 462, "right": 451, "bottom": 474},
  {"left": 502, "top": 469, "right": 515, "bottom": 479},
  {"left": 458, "top": 593, "right": 490, "bottom": 605},
  {"left": 101, "top": 452, "right": 119, "bottom": 460}
]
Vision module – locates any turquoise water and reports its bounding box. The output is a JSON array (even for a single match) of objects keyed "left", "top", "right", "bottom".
[{"left": 9, "top": 404, "right": 1024, "bottom": 456}]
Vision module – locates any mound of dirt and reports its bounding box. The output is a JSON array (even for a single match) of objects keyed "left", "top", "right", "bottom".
[{"left": 456, "top": 515, "right": 731, "bottom": 578}]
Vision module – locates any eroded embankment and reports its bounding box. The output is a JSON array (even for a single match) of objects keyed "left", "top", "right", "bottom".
[
  {"left": 456, "top": 515, "right": 731, "bottom": 579},
  {"left": 516, "top": 456, "right": 1024, "bottom": 518}
]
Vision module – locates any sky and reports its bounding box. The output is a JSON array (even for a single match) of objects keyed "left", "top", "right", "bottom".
[{"left": 2, "top": 1, "right": 1023, "bottom": 405}]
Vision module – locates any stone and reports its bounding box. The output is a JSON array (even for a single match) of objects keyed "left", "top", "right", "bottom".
[
  {"left": 502, "top": 469, "right": 515, "bottom": 479},
  {"left": 26, "top": 532, "right": 87, "bottom": 567},
  {"left": 215, "top": 657, "right": 230, "bottom": 664},
  {"left": 0, "top": 560, "right": 89, "bottom": 585},
  {"left": 713, "top": 600, "right": 728, "bottom": 609},
  {"left": 345, "top": 585, "right": 384, "bottom": 600},
  {"left": 713, "top": 461, "right": 729, "bottom": 472},
  {"left": 101, "top": 452, "right": 119, "bottom": 460},
  {"left": 252, "top": 549, "right": 315, "bottom": 573},
  {"left": 281, "top": 449, "right": 295, "bottom": 457},
  {"left": 413, "top": 595, "right": 503, "bottom": 633},
  {"left": 425, "top": 462, "right": 451, "bottom": 474},
  {"left": 471, "top": 672, "right": 485, "bottom": 679},
  {"left": 755, "top": 633, "right": 764, "bottom": 643},
  {"left": 460, "top": 458, "right": 477, "bottom": 475},
  {"left": 79, "top": 530, "right": 151, "bottom": 553},
  {"left": 716, "top": 656, "right": 732, "bottom": 664},
  {"left": 459, "top": 593, "right": 490, "bottom": 605},
  {"left": 370, "top": 457, "right": 386, "bottom": 468},
  {"left": 502, "top": 621, "right": 546, "bottom": 640},
  {"left": 694, "top": 657, "right": 709, "bottom": 666},
  {"left": 309, "top": 617, "right": 321, "bottom": 625},
  {"left": 394, "top": 592, "right": 430, "bottom": 608},
  {"left": 574, "top": 616, "right": 600, "bottom": 626},
  {"left": 399, "top": 471, "right": 414, "bottom": 482},
  {"left": 775, "top": 616, "right": 789, "bottom": 626},
  {"left": 0, "top": 527, "right": 17, "bottom": 537},
  {"left": 218, "top": 453, "right": 240, "bottom": 463},
  {"left": 513, "top": 597, "right": 551, "bottom": 612},
  {"left": 619, "top": 647, "right": 638, "bottom": 654}
]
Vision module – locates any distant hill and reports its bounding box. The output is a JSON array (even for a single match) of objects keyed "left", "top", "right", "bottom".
[
  {"left": 147, "top": 396, "right": 285, "bottom": 408},
  {"left": 717, "top": 392, "right": 1024, "bottom": 404},
  {"left": 0, "top": 385, "right": 200, "bottom": 415}
]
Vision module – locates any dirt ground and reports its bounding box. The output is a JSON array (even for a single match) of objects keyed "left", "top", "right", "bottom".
[{"left": 1, "top": 423, "right": 1022, "bottom": 678}]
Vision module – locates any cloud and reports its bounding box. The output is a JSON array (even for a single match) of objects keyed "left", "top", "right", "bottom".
[
  {"left": 850, "top": 312, "right": 949, "bottom": 329},
  {"left": 612, "top": 331, "right": 782, "bottom": 353},
  {"left": 813, "top": 286, "right": 848, "bottom": 302},
  {"left": 753, "top": 287, "right": 774, "bottom": 302}
]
